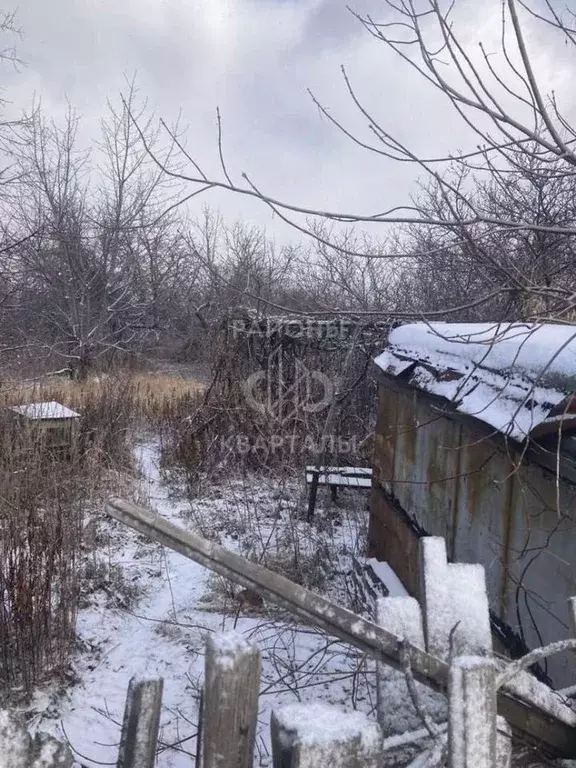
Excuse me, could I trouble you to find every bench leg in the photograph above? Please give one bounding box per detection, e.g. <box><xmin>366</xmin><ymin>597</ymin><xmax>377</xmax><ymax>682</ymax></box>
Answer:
<box><xmin>307</xmin><ymin>475</ymin><xmax>320</xmax><ymax>521</ymax></box>
<box><xmin>330</xmin><ymin>485</ymin><xmax>338</xmax><ymax>502</ymax></box>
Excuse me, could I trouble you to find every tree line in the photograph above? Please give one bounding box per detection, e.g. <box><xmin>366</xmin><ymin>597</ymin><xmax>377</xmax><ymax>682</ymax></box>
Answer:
<box><xmin>0</xmin><ymin>1</ymin><xmax>574</xmax><ymax>378</ymax></box>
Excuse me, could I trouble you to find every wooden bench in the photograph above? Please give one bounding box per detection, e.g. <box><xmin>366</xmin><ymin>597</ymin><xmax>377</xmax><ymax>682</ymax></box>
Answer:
<box><xmin>306</xmin><ymin>466</ymin><xmax>372</xmax><ymax>490</ymax></box>
<box><xmin>305</xmin><ymin>466</ymin><xmax>373</xmax><ymax>516</ymax></box>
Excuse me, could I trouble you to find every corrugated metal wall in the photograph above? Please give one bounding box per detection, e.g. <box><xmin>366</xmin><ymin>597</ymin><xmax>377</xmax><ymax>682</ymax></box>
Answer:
<box><xmin>370</xmin><ymin>382</ymin><xmax>576</xmax><ymax>684</ymax></box>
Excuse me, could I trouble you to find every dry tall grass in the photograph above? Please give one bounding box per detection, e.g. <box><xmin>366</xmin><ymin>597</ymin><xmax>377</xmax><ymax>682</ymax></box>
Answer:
<box><xmin>0</xmin><ymin>414</ymin><xmax>83</xmax><ymax>698</ymax></box>
<box><xmin>0</xmin><ymin>372</ymin><xmax>203</xmax><ymax>419</ymax></box>
<box><xmin>0</xmin><ymin>370</ymin><xmax>204</xmax><ymax>700</ymax></box>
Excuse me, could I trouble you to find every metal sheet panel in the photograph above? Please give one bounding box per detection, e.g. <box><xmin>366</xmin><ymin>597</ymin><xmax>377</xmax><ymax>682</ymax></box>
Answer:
<box><xmin>372</xmin><ymin>385</ymin><xmax>398</xmax><ymax>493</ymax></box>
<box><xmin>391</xmin><ymin>389</ymin><xmax>419</xmax><ymax>519</ymax></box>
<box><xmin>393</xmin><ymin>393</ymin><xmax>459</xmax><ymax>548</ymax></box>
<box><xmin>452</xmin><ymin>423</ymin><xmax>513</xmax><ymax>613</ymax></box>
<box><xmin>503</xmin><ymin>461</ymin><xmax>576</xmax><ymax>683</ymax></box>
<box><xmin>372</xmin><ymin>381</ymin><xmax>576</xmax><ymax>686</ymax></box>
<box><xmin>368</xmin><ymin>485</ymin><xmax>421</xmax><ymax>598</ymax></box>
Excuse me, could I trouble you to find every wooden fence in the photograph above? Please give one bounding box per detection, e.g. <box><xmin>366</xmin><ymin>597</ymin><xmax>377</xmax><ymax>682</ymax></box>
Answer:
<box><xmin>4</xmin><ymin>497</ymin><xmax>576</xmax><ymax>766</ymax></box>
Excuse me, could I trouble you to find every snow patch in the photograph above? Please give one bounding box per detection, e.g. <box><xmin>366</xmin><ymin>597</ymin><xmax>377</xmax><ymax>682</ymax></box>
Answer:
<box><xmin>273</xmin><ymin>703</ymin><xmax>380</xmax><ymax>750</ymax></box>
<box><xmin>366</xmin><ymin>559</ymin><xmax>408</xmax><ymax>598</ymax></box>
<box><xmin>10</xmin><ymin>401</ymin><xmax>80</xmax><ymax>420</ymax></box>
<box><xmin>421</xmin><ymin>537</ymin><xmax>492</xmax><ymax>660</ymax></box>
<box><xmin>209</xmin><ymin>630</ymin><xmax>255</xmax><ymax>669</ymax></box>
<box><xmin>30</xmin><ymin>440</ymin><xmax>373</xmax><ymax>768</ymax></box>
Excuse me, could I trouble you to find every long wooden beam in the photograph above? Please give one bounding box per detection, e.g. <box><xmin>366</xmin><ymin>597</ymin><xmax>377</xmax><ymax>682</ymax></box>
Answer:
<box><xmin>105</xmin><ymin>497</ymin><xmax>576</xmax><ymax>758</ymax></box>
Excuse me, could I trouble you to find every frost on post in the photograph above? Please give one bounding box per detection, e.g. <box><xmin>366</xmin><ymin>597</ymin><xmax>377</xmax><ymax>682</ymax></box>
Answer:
<box><xmin>420</xmin><ymin>537</ymin><xmax>492</xmax><ymax>660</ymax></box>
<box><xmin>376</xmin><ymin>596</ymin><xmax>446</xmax><ymax>736</ymax></box>
<box><xmin>376</xmin><ymin>596</ymin><xmax>446</xmax><ymax>764</ymax></box>
<box><xmin>270</xmin><ymin>702</ymin><xmax>381</xmax><ymax>768</ymax></box>
<box><xmin>448</xmin><ymin>656</ymin><xmax>497</xmax><ymax>768</ymax></box>
<box><xmin>0</xmin><ymin>709</ymin><xmax>73</xmax><ymax>767</ymax></box>
<box><xmin>203</xmin><ymin>630</ymin><xmax>261</xmax><ymax>768</ymax></box>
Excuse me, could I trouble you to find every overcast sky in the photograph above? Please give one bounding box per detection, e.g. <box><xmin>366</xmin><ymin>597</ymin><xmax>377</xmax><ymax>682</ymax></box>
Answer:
<box><xmin>1</xmin><ymin>0</ymin><xmax>573</xmax><ymax>245</ymax></box>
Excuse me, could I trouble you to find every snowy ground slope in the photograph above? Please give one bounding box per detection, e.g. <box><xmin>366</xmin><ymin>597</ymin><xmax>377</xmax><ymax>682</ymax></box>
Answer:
<box><xmin>30</xmin><ymin>442</ymin><xmax>375</xmax><ymax>767</ymax></box>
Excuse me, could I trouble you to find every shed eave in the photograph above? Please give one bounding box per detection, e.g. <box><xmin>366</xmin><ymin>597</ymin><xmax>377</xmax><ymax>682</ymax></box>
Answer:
<box><xmin>374</xmin><ymin>365</ymin><xmax>576</xmax><ymax>488</ymax></box>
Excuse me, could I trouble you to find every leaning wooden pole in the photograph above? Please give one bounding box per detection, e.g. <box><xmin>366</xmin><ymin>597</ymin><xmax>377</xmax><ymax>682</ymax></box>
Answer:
<box><xmin>105</xmin><ymin>497</ymin><xmax>576</xmax><ymax>758</ymax></box>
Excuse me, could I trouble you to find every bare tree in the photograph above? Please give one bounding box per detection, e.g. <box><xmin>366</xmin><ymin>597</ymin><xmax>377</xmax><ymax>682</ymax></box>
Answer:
<box><xmin>7</xmin><ymin>84</ymin><xmax>181</xmax><ymax>377</ymax></box>
<box><xmin>128</xmin><ymin>0</ymin><xmax>576</xmax><ymax>321</ymax></box>
<box><xmin>398</xmin><ymin>147</ymin><xmax>576</xmax><ymax>320</ymax></box>
<box><xmin>305</xmin><ymin>224</ymin><xmax>400</xmax><ymax>313</ymax></box>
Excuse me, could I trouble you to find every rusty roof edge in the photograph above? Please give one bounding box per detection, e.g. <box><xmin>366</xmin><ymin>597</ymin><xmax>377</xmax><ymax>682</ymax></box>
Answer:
<box><xmin>373</xmin><ymin>362</ymin><xmax>576</xmax><ymax>488</ymax></box>
<box><xmin>375</xmin><ymin>344</ymin><xmax>575</xmax><ymax>441</ymax></box>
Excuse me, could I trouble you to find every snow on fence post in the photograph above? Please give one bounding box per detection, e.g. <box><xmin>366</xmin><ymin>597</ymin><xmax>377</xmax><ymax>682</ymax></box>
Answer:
<box><xmin>203</xmin><ymin>630</ymin><xmax>261</xmax><ymax>768</ymax></box>
<box><xmin>105</xmin><ymin>498</ymin><xmax>576</xmax><ymax>758</ymax></box>
<box><xmin>0</xmin><ymin>709</ymin><xmax>74</xmax><ymax>767</ymax></box>
<box><xmin>419</xmin><ymin>537</ymin><xmax>492</xmax><ymax>659</ymax></box>
<box><xmin>496</xmin><ymin>716</ymin><xmax>512</xmax><ymax>768</ymax></box>
<box><xmin>270</xmin><ymin>703</ymin><xmax>382</xmax><ymax>768</ymax></box>
<box><xmin>448</xmin><ymin>657</ymin><xmax>497</xmax><ymax>768</ymax></box>
<box><xmin>569</xmin><ymin>596</ymin><xmax>576</xmax><ymax>637</ymax></box>
<box><xmin>116</xmin><ymin>676</ymin><xmax>163</xmax><ymax>768</ymax></box>
<box><xmin>375</xmin><ymin>596</ymin><xmax>446</xmax><ymax>740</ymax></box>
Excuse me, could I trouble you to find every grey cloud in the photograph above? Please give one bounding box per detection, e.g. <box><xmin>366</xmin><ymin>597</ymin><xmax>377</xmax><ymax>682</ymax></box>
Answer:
<box><xmin>0</xmin><ymin>0</ymin><xmax>571</xmax><ymax>243</ymax></box>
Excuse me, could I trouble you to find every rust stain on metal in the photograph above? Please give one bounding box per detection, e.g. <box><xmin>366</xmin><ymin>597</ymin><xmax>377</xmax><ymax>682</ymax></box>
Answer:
<box><xmin>499</xmin><ymin>473</ymin><xmax>516</xmax><ymax>619</ymax></box>
<box><xmin>371</xmin><ymin>372</ymin><xmax>576</xmax><ymax>684</ymax></box>
<box><xmin>398</xmin><ymin>390</ymin><xmax>418</xmax><ymax>470</ymax></box>
<box><xmin>368</xmin><ymin>485</ymin><xmax>421</xmax><ymax>598</ymax></box>
<box><xmin>435</xmin><ymin>368</ymin><xmax>464</xmax><ymax>382</ymax></box>
<box><xmin>449</xmin><ymin>423</ymin><xmax>463</xmax><ymax>560</ymax></box>
<box><xmin>392</xmin><ymin>391</ymin><xmax>422</xmax><ymax>523</ymax></box>
<box><xmin>373</xmin><ymin>386</ymin><xmax>398</xmax><ymax>487</ymax></box>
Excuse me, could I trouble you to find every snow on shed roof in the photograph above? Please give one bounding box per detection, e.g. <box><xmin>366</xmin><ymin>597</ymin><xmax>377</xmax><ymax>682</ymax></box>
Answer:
<box><xmin>10</xmin><ymin>401</ymin><xmax>80</xmax><ymax>420</ymax></box>
<box><xmin>374</xmin><ymin>323</ymin><xmax>576</xmax><ymax>442</ymax></box>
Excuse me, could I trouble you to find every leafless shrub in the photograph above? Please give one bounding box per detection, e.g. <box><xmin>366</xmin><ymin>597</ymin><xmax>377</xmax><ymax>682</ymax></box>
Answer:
<box><xmin>0</xmin><ymin>370</ymin><xmax>181</xmax><ymax>699</ymax></box>
<box><xmin>158</xmin><ymin>313</ymin><xmax>379</xmax><ymax>490</ymax></box>
<box><xmin>0</xmin><ymin>412</ymin><xmax>83</xmax><ymax>699</ymax></box>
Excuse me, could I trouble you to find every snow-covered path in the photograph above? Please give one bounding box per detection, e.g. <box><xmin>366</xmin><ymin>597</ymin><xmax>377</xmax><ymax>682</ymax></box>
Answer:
<box><xmin>32</xmin><ymin>443</ymin><xmax>221</xmax><ymax>766</ymax></box>
<box><xmin>31</xmin><ymin>442</ymin><xmax>374</xmax><ymax>767</ymax></box>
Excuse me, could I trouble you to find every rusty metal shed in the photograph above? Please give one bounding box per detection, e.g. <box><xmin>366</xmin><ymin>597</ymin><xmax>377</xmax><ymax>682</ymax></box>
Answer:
<box><xmin>370</xmin><ymin>322</ymin><xmax>576</xmax><ymax>685</ymax></box>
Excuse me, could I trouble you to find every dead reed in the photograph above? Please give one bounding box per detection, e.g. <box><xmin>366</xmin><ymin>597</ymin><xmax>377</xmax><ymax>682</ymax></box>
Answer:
<box><xmin>0</xmin><ymin>371</ymin><xmax>202</xmax><ymax>699</ymax></box>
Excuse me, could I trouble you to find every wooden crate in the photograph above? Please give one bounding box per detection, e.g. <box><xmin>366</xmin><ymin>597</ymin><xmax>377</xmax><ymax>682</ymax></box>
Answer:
<box><xmin>9</xmin><ymin>401</ymin><xmax>80</xmax><ymax>450</ymax></box>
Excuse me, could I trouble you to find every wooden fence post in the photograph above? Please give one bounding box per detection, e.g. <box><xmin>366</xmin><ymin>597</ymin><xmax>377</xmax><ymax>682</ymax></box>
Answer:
<box><xmin>270</xmin><ymin>703</ymin><xmax>381</xmax><ymax>768</ymax></box>
<box><xmin>105</xmin><ymin>498</ymin><xmax>576</xmax><ymax>758</ymax></box>
<box><xmin>448</xmin><ymin>656</ymin><xmax>497</xmax><ymax>768</ymax></box>
<box><xmin>569</xmin><ymin>596</ymin><xmax>576</xmax><ymax>637</ymax></box>
<box><xmin>496</xmin><ymin>716</ymin><xmax>512</xmax><ymax>768</ymax></box>
<box><xmin>116</xmin><ymin>677</ymin><xmax>163</xmax><ymax>768</ymax></box>
<box><xmin>203</xmin><ymin>631</ymin><xmax>261</xmax><ymax>768</ymax></box>
<box><xmin>0</xmin><ymin>708</ymin><xmax>74</xmax><ymax>767</ymax></box>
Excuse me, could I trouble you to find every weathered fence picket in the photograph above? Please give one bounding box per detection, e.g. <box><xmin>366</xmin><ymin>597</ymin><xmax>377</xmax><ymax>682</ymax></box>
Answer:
<box><xmin>270</xmin><ymin>703</ymin><xmax>381</xmax><ymax>768</ymax></box>
<box><xmin>116</xmin><ymin>677</ymin><xmax>163</xmax><ymax>768</ymax></box>
<box><xmin>448</xmin><ymin>657</ymin><xmax>497</xmax><ymax>768</ymax></box>
<box><xmin>105</xmin><ymin>497</ymin><xmax>576</xmax><ymax>758</ymax></box>
<box><xmin>4</xmin><ymin>496</ymin><xmax>576</xmax><ymax>766</ymax></box>
<box><xmin>203</xmin><ymin>631</ymin><xmax>261</xmax><ymax>768</ymax></box>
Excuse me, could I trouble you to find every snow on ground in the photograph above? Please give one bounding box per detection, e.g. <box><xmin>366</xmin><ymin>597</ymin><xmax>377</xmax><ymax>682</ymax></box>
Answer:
<box><xmin>29</xmin><ymin>441</ymin><xmax>375</xmax><ymax>767</ymax></box>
